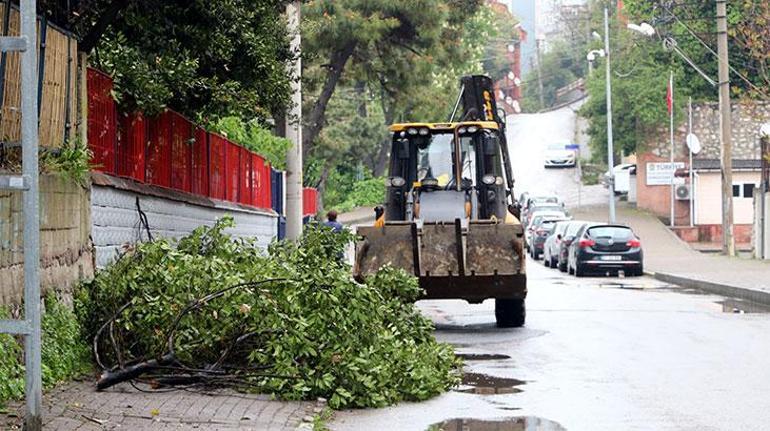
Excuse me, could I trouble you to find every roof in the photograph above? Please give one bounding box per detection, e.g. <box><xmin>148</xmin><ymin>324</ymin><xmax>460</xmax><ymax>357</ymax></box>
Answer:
<box><xmin>389</xmin><ymin>121</ymin><xmax>499</xmax><ymax>132</ymax></box>
<box><xmin>692</xmin><ymin>159</ymin><xmax>762</xmax><ymax>171</ymax></box>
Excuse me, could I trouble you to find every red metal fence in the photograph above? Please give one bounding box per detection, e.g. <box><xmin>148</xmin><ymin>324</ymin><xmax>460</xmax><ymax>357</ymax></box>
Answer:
<box><xmin>303</xmin><ymin>188</ymin><xmax>318</xmax><ymax>216</ymax></box>
<box><xmin>85</xmin><ymin>67</ymin><xmax>319</xmax><ymax>213</ymax></box>
<box><xmin>87</xmin><ymin>68</ymin><xmax>117</xmax><ymax>174</ymax></box>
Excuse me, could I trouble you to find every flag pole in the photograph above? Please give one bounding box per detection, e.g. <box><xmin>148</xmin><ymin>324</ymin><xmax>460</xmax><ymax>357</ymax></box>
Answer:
<box><xmin>669</xmin><ymin>70</ymin><xmax>675</xmax><ymax>228</ymax></box>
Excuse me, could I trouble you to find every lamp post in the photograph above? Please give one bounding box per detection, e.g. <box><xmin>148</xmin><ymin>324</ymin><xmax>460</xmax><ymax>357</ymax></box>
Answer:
<box><xmin>590</xmin><ymin>12</ymin><xmax>655</xmax><ymax>224</ymax></box>
<box><xmin>760</xmin><ymin>123</ymin><xmax>770</xmax><ymax>259</ymax></box>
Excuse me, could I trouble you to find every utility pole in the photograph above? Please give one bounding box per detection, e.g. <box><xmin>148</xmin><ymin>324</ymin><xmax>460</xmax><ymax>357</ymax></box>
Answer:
<box><xmin>604</xmin><ymin>6</ymin><xmax>616</xmax><ymax>223</ymax></box>
<box><xmin>285</xmin><ymin>1</ymin><xmax>303</xmax><ymax>241</ymax></box>
<box><xmin>716</xmin><ymin>0</ymin><xmax>735</xmax><ymax>256</ymax></box>
<box><xmin>669</xmin><ymin>71</ymin><xmax>675</xmax><ymax>228</ymax></box>
<box><xmin>535</xmin><ymin>36</ymin><xmax>545</xmax><ymax>109</ymax></box>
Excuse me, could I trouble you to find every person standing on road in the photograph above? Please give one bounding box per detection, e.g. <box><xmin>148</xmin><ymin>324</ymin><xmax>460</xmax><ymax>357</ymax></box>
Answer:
<box><xmin>324</xmin><ymin>210</ymin><xmax>344</xmax><ymax>233</ymax></box>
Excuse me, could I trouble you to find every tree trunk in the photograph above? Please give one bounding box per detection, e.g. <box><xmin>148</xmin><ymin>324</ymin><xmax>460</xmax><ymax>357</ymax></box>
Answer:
<box><xmin>303</xmin><ymin>41</ymin><xmax>357</xmax><ymax>158</ymax></box>
<box><xmin>315</xmin><ymin>165</ymin><xmax>331</xmax><ymax>214</ymax></box>
<box><xmin>373</xmin><ymin>91</ymin><xmax>395</xmax><ymax>177</ymax></box>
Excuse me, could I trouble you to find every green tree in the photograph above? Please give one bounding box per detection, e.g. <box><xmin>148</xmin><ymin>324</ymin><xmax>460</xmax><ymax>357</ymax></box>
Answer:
<box><xmin>56</xmin><ymin>0</ymin><xmax>294</xmax><ymax>122</ymax></box>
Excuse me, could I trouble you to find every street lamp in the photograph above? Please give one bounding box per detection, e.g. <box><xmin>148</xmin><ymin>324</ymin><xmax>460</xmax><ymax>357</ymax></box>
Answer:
<box><xmin>591</xmin><ymin>14</ymin><xmax>659</xmax><ymax>224</ymax></box>
<box><xmin>586</xmin><ymin>49</ymin><xmax>605</xmax><ymax>74</ymax></box>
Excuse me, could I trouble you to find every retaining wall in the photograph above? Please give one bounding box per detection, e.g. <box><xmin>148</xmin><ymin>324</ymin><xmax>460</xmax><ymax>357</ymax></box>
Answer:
<box><xmin>91</xmin><ymin>174</ymin><xmax>277</xmax><ymax>268</ymax></box>
<box><xmin>0</xmin><ymin>175</ymin><xmax>93</xmax><ymax>305</ymax></box>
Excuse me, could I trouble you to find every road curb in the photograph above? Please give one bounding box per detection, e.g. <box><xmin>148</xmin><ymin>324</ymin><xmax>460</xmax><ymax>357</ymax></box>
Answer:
<box><xmin>647</xmin><ymin>270</ymin><xmax>770</xmax><ymax>306</ymax></box>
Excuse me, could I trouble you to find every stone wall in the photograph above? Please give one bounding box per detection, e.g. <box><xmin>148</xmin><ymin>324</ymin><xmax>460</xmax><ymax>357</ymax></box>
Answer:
<box><xmin>0</xmin><ymin>175</ymin><xmax>94</xmax><ymax>305</ymax></box>
<box><xmin>92</xmin><ymin>175</ymin><xmax>277</xmax><ymax>268</ymax></box>
<box><xmin>645</xmin><ymin>101</ymin><xmax>770</xmax><ymax>160</ymax></box>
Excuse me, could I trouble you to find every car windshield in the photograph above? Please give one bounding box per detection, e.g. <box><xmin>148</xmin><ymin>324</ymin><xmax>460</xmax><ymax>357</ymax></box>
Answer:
<box><xmin>587</xmin><ymin>226</ymin><xmax>634</xmax><ymax>240</ymax></box>
<box><xmin>531</xmin><ymin>204</ymin><xmax>563</xmax><ymax>213</ymax></box>
<box><xmin>547</xmin><ymin>143</ymin><xmax>565</xmax><ymax>151</ymax></box>
<box><xmin>531</xmin><ymin>196</ymin><xmax>559</xmax><ymax>205</ymax></box>
<box><xmin>416</xmin><ymin>133</ymin><xmax>455</xmax><ymax>187</ymax></box>
<box><xmin>565</xmin><ymin>222</ymin><xmax>586</xmax><ymax>236</ymax></box>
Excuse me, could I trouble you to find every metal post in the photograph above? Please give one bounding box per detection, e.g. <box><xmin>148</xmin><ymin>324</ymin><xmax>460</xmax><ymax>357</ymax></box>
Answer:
<box><xmin>284</xmin><ymin>1</ymin><xmax>303</xmax><ymax>240</ymax></box>
<box><xmin>716</xmin><ymin>0</ymin><xmax>735</xmax><ymax>256</ymax></box>
<box><xmin>21</xmin><ymin>0</ymin><xmax>41</xmax><ymax>428</ymax></box>
<box><xmin>688</xmin><ymin>97</ymin><xmax>694</xmax><ymax>227</ymax></box>
<box><xmin>535</xmin><ymin>36</ymin><xmax>545</xmax><ymax>109</ymax></box>
<box><xmin>669</xmin><ymin>71</ymin><xmax>675</xmax><ymax>228</ymax></box>
<box><xmin>604</xmin><ymin>7</ymin><xmax>616</xmax><ymax>223</ymax></box>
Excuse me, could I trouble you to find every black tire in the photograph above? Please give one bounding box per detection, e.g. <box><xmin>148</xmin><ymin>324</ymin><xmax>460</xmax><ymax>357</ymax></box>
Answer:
<box><xmin>550</xmin><ymin>256</ymin><xmax>558</xmax><ymax>268</ymax></box>
<box><xmin>575</xmin><ymin>263</ymin><xmax>585</xmax><ymax>277</ymax></box>
<box><xmin>532</xmin><ymin>251</ymin><xmax>540</xmax><ymax>261</ymax></box>
<box><xmin>568</xmin><ymin>264</ymin><xmax>574</xmax><ymax>275</ymax></box>
<box><xmin>634</xmin><ymin>265</ymin><xmax>644</xmax><ymax>276</ymax></box>
<box><xmin>543</xmin><ymin>255</ymin><xmax>551</xmax><ymax>267</ymax></box>
<box><xmin>558</xmin><ymin>260</ymin><xmax>567</xmax><ymax>272</ymax></box>
<box><xmin>495</xmin><ymin>298</ymin><xmax>526</xmax><ymax>328</ymax></box>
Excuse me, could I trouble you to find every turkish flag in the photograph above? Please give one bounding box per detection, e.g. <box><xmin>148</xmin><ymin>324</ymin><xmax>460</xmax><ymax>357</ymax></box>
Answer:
<box><xmin>666</xmin><ymin>75</ymin><xmax>673</xmax><ymax>114</ymax></box>
<box><xmin>618</xmin><ymin>0</ymin><xmax>628</xmax><ymax>24</ymax></box>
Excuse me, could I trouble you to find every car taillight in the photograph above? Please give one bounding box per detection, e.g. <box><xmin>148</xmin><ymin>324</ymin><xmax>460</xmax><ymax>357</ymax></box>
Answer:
<box><xmin>627</xmin><ymin>238</ymin><xmax>641</xmax><ymax>248</ymax></box>
<box><xmin>578</xmin><ymin>238</ymin><xmax>595</xmax><ymax>248</ymax></box>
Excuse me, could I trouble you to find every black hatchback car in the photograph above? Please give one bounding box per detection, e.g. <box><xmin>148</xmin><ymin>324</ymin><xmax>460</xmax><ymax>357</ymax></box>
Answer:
<box><xmin>567</xmin><ymin>224</ymin><xmax>643</xmax><ymax>277</ymax></box>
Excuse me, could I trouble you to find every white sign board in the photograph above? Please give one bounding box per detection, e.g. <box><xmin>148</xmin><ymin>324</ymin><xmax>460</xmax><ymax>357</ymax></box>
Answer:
<box><xmin>646</xmin><ymin>162</ymin><xmax>685</xmax><ymax>186</ymax></box>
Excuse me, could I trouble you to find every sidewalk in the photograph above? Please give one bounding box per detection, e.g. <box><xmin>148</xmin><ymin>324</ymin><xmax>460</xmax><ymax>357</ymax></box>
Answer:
<box><xmin>572</xmin><ymin>203</ymin><xmax>770</xmax><ymax>305</ymax></box>
<box><xmin>2</xmin><ymin>380</ymin><xmax>321</xmax><ymax>430</ymax></box>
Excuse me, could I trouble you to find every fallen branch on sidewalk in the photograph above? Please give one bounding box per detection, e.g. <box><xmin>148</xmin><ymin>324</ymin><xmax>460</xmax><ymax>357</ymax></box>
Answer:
<box><xmin>77</xmin><ymin>217</ymin><xmax>461</xmax><ymax>408</ymax></box>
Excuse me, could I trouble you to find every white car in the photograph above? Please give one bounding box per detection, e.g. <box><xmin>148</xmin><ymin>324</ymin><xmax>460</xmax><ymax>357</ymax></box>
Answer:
<box><xmin>544</xmin><ymin>143</ymin><xmax>576</xmax><ymax>168</ymax></box>
<box><xmin>603</xmin><ymin>163</ymin><xmax>636</xmax><ymax>194</ymax></box>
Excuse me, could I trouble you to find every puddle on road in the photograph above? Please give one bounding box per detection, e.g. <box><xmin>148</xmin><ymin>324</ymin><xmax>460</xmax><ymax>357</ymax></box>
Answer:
<box><xmin>427</xmin><ymin>416</ymin><xmax>566</xmax><ymax>431</ymax></box>
<box><xmin>456</xmin><ymin>353</ymin><xmax>512</xmax><ymax>361</ymax></box>
<box><xmin>454</xmin><ymin>373</ymin><xmax>525</xmax><ymax>395</ymax></box>
<box><xmin>718</xmin><ymin>299</ymin><xmax>770</xmax><ymax>314</ymax></box>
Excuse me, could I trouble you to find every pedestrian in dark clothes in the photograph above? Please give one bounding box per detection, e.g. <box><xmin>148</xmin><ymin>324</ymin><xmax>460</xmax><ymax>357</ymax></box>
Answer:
<box><xmin>324</xmin><ymin>210</ymin><xmax>344</xmax><ymax>233</ymax></box>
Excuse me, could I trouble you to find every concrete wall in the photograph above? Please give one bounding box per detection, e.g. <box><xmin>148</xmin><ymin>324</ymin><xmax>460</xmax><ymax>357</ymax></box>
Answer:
<box><xmin>92</xmin><ymin>177</ymin><xmax>277</xmax><ymax>268</ymax></box>
<box><xmin>645</xmin><ymin>101</ymin><xmax>770</xmax><ymax>160</ymax></box>
<box><xmin>0</xmin><ymin>175</ymin><xmax>93</xmax><ymax>305</ymax></box>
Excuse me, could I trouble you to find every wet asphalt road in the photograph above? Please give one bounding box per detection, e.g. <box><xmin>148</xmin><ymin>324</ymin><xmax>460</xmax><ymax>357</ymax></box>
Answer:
<box><xmin>331</xmin><ymin>261</ymin><xmax>770</xmax><ymax>431</ymax></box>
<box><xmin>330</xmin><ymin>106</ymin><xmax>770</xmax><ymax>430</ymax></box>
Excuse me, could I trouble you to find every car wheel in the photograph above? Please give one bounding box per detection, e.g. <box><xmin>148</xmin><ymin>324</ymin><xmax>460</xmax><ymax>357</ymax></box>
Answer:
<box><xmin>533</xmin><ymin>251</ymin><xmax>539</xmax><ymax>261</ymax></box>
<box><xmin>543</xmin><ymin>255</ymin><xmax>550</xmax><ymax>267</ymax></box>
<box><xmin>559</xmin><ymin>261</ymin><xmax>567</xmax><ymax>272</ymax></box>
<box><xmin>495</xmin><ymin>298</ymin><xmax>526</xmax><ymax>328</ymax></box>
<box><xmin>550</xmin><ymin>256</ymin><xmax>558</xmax><ymax>268</ymax></box>
<box><xmin>568</xmin><ymin>264</ymin><xmax>574</xmax><ymax>275</ymax></box>
<box><xmin>634</xmin><ymin>265</ymin><xmax>644</xmax><ymax>276</ymax></box>
<box><xmin>575</xmin><ymin>263</ymin><xmax>585</xmax><ymax>277</ymax></box>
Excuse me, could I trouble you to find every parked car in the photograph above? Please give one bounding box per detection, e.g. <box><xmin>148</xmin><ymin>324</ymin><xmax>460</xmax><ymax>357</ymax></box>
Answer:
<box><xmin>529</xmin><ymin>218</ymin><xmax>566</xmax><ymax>260</ymax></box>
<box><xmin>523</xmin><ymin>202</ymin><xmax>567</xmax><ymax>227</ymax></box>
<box><xmin>602</xmin><ymin>164</ymin><xmax>636</xmax><ymax>194</ymax></box>
<box><xmin>567</xmin><ymin>224</ymin><xmax>643</xmax><ymax>277</ymax></box>
<box><xmin>543</xmin><ymin>220</ymin><xmax>571</xmax><ymax>268</ymax></box>
<box><xmin>525</xmin><ymin>210</ymin><xmax>569</xmax><ymax>249</ymax></box>
<box><xmin>556</xmin><ymin>220</ymin><xmax>590</xmax><ymax>272</ymax></box>
<box><xmin>544</xmin><ymin>143</ymin><xmax>576</xmax><ymax>168</ymax></box>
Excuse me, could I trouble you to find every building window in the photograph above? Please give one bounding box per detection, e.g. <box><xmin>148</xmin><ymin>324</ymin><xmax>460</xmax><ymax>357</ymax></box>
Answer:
<box><xmin>733</xmin><ymin>185</ymin><xmax>741</xmax><ymax>197</ymax></box>
<box><xmin>744</xmin><ymin>184</ymin><xmax>755</xmax><ymax>198</ymax></box>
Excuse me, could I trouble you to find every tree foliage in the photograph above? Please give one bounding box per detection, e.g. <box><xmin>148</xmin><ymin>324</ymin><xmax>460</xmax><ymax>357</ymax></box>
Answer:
<box><xmin>579</xmin><ymin>0</ymin><xmax>769</xmax><ymax>163</ymax></box>
<box><xmin>211</xmin><ymin>117</ymin><xmax>292</xmax><ymax>170</ymax></box>
<box><xmin>77</xmin><ymin>217</ymin><xmax>460</xmax><ymax>409</ymax></box>
<box><xmin>72</xmin><ymin>0</ymin><xmax>293</xmax><ymax>121</ymax></box>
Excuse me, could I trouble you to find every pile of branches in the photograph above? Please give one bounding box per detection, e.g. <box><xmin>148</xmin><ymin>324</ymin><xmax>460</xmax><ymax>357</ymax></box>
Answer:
<box><xmin>76</xmin><ymin>217</ymin><xmax>460</xmax><ymax>409</ymax></box>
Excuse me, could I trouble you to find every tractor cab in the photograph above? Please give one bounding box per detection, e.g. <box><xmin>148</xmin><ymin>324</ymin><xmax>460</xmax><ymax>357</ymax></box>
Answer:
<box><xmin>385</xmin><ymin>122</ymin><xmax>510</xmax><ymax>223</ymax></box>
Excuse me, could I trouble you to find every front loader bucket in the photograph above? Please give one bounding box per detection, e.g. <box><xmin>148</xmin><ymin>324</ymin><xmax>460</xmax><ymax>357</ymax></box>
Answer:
<box><xmin>354</xmin><ymin>220</ymin><xmax>526</xmax><ymax>303</ymax></box>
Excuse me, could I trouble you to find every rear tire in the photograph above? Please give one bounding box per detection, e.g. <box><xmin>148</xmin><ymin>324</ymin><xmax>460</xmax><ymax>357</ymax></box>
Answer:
<box><xmin>575</xmin><ymin>263</ymin><xmax>585</xmax><ymax>277</ymax></box>
<box><xmin>543</xmin><ymin>255</ymin><xmax>551</xmax><ymax>267</ymax></box>
<box><xmin>532</xmin><ymin>251</ymin><xmax>540</xmax><ymax>261</ymax></box>
<box><xmin>568</xmin><ymin>264</ymin><xmax>574</xmax><ymax>275</ymax></box>
<box><xmin>559</xmin><ymin>261</ymin><xmax>567</xmax><ymax>272</ymax></box>
<box><xmin>550</xmin><ymin>256</ymin><xmax>558</xmax><ymax>268</ymax></box>
<box><xmin>495</xmin><ymin>298</ymin><xmax>526</xmax><ymax>328</ymax></box>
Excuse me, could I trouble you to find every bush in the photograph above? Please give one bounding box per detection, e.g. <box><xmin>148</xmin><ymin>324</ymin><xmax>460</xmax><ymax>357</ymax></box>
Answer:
<box><xmin>331</xmin><ymin>176</ymin><xmax>385</xmax><ymax>213</ymax></box>
<box><xmin>77</xmin><ymin>217</ymin><xmax>460</xmax><ymax>409</ymax></box>
<box><xmin>0</xmin><ymin>296</ymin><xmax>91</xmax><ymax>408</ymax></box>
